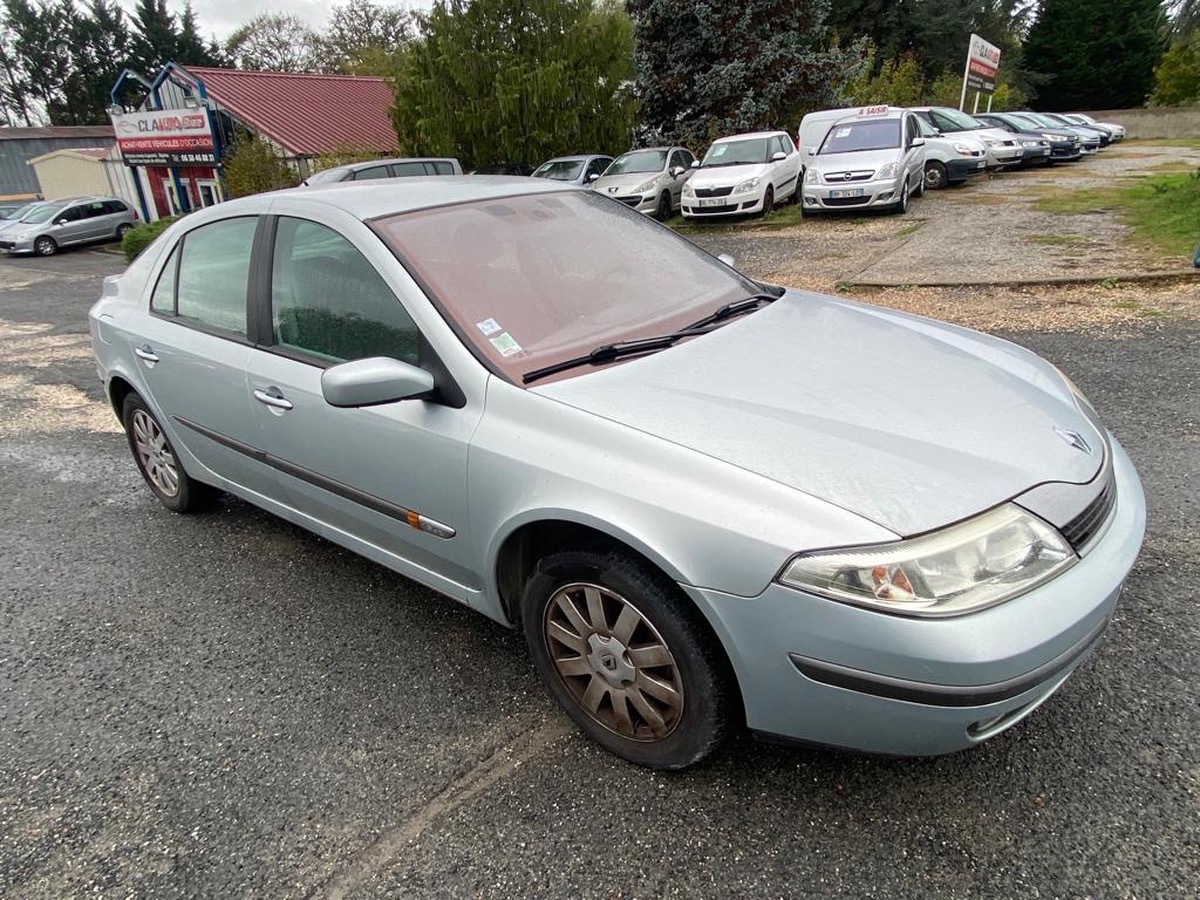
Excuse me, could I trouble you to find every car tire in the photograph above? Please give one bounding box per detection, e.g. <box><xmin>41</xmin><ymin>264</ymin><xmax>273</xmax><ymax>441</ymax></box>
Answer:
<box><xmin>914</xmin><ymin>173</ymin><xmax>925</xmax><ymax>197</ymax></box>
<box><xmin>116</xmin><ymin>223</ymin><xmax>133</xmax><ymax>240</ymax></box>
<box><xmin>923</xmin><ymin>161</ymin><xmax>948</xmax><ymax>190</ymax></box>
<box><xmin>761</xmin><ymin>186</ymin><xmax>774</xmax><ymax>217</ymax></box>
<box><xmin>894</xmin><ymin>179</ymin><xmax>909</xmax><ymax>215</ymax></box>
<box><xmin>521</xmin><ymin>549</ymin><xmax>735</xmax><ymax>770</ymax></box>
<box><xmin>655</xmin><ymin>191</ymin><xmax>672</xmax><ymax>221</ymax></box>
<box><xmin>33</xmin><ymin>236</ymin><xmax>57</xmax><ymax>256</ymax></box>
<box><xmin>122</xmin><ymin>393</ymin><xmax>217</xmax><ymax>513</ymax></box>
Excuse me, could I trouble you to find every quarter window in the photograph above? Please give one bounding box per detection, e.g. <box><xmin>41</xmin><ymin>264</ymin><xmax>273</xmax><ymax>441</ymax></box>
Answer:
<box><xmin>270</xmin><ymin>218</ymin><xmax>419</xmax><ymax>365</ymax></box>
<box><xmin>151</xmin><ymin>246</ymin><xmax>179</xmax><ymax>314</ymax></box>
<box><xmin>175</xmin><ymin>217</ymin><xmax>256</xmax><ymax>335</ymax></box>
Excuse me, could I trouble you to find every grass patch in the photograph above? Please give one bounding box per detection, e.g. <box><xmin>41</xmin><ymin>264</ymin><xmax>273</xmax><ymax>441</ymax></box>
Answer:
<box><xmin>1123</xmin><ymin>137</ymin><xmax>1200</xmax><ymax>150</ymax></box>
<box><xmin>894</xmin><ymin>222</ymin><xmax>923</xmax><ymax>238</ymax></box>
<box><xmin>1031</xmin><ymin>168</ymin><xmax>1200</xmax><ymax>258</ymax></box>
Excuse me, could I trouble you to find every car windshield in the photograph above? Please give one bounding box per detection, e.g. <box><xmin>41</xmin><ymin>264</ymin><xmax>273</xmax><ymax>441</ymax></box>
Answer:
<box><xmin>306</xmin><ymin>167</ymin><xmax>348</xmax><ymax>184</ymax></box>
<box><xmin>21</xmin><ymin>203</ymin><xmax>67</xmax><ymax>224</ymax></box>
<box><xmin>3</xmin><ymin>202</ymin><xmax>39</xmax><ymax>220</ymax></box>
<box><xmin>372</xmin><ymin>190</ymin><xmax>758</xmax><ymax>384</ymax></box>
<box><xmin>701</xmin><ymin>137</ymin><xmax>772</xmax><ymax>167</ymax></box>
<box><xmin>605</xmin><ymin>150</ymin><xmax>667</xmax><ymax>175</ymax></box>
<box><xmin>533</xmin><ymin>160</ymin><xmax>584</xmax><ymax>181</ymax></box>
<box><xmin>819</xmin><ymin>120</ymin><xmax>900</xmax><ymax>154</ymax></box>
<box><xmin>934</xmin><ymin>108</ymin><xmax>987</xmax><ymax>130</ymax></box>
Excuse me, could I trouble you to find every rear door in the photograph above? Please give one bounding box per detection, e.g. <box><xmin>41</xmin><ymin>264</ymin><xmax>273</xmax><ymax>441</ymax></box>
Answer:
<box><xmin>128</xmin><ymin>215</ymin><xmax>275</xmax><ymax>495</ymax></box>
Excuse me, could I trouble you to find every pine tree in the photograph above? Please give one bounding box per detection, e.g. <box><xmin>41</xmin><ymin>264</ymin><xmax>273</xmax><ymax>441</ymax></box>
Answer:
<box><xmin>1024</xmin><ymin>0</ymin><xmax>1169</xmax><ymax>109</ymax></box>
<box><xmin>393</xmin><ymin>0</ymin><xmax>638</xmax><ymax>168</ymax></box>
<box><xmin>130</xmin><ymin>0</ymin><xmax>179</xmax><ymax>73</ymax></box>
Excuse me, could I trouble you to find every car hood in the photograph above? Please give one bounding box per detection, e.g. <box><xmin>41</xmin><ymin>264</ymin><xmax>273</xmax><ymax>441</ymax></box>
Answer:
<box><xmin>535</xmin><ymin>292</ymin><xmax>1104</xmax><ymax>536</ymax></box>
<box><xmin>974</xmin><ymin>126</ymin><xmax>1018</xmax><ymax>144</ymax></box>
<box><xmin>688</xmin><ymin>163</ymin><xmax>770</xmax><ymax>189</ymax></box>
<box><xmin>809</xmin><ymin>148</ymin><xmax>901</xmax><ymax>174</ymax></box>
<box><xmin>591</xmin><ymin>172</ymin><xmax>663</xmax><ymax>193</ymax></box>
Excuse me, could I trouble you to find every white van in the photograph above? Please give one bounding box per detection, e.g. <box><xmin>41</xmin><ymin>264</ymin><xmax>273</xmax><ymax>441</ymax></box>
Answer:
<box><xmin>797</xmin><ymin>106</ymin><xmax>881</xmax><ymax>159</ymax></box>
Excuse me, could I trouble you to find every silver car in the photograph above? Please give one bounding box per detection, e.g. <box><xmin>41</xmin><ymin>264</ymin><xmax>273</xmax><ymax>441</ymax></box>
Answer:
<box><xmin>0</xmin><ymin>195</ymin><xmax>137</xmax><ymax>256</ymax></box>
<box><xmin>532</xmin><ymin>155</ymin><xmax>614</xmax><ymax>186</ymax></box>
<box><xmin>303</xmin><ymin>157</ymin><xmax>462</xmax><ymax>185</ymax></box>
<box><xmin>91</xmin><ymin>179</ymin><xmax>1145</xmax><ymax>769</ymax></box>
<box><xmin>589</xmin><ymin>146</ymin><xmax>695</xmax><ymax>219</ymax></box>
<box><xmin>801</xmin><ymin>108</ymin><xmax>926</xmax><ymax>214</ymax></box>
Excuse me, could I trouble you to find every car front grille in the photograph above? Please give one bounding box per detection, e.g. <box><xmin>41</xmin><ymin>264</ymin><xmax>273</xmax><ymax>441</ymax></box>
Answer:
<box><xmin>1060</xmin><ymin>469</ymin><xmax>1117</xmax><ymax>551</ymax></box>
<box><xmin>687</xmin><ymin>203</ymin><xmax>740</xmax><ymax>214</ymax></box>
<box><xmin>823</xmin><ymin>196</ymin><xmax>872</xmax><ymax>207</ymax></box>
<box><xmin>0</xmin><ymin>241</ymin><xmax>13</xmax><ymax>250</ymax></box>
<box><xmin>693</xmin><ymin>186</ymin><xmax>734</xmax><ymax>198</ymax></box>
<box><xmin>823</xmin><ymin>171</ymin><xmax>874</xmax><ymax>183</ymax></box>
<box><xmin>617</xmin><ymin>197</ymin><xmax>641</xmax><ymax>207</ymax></box>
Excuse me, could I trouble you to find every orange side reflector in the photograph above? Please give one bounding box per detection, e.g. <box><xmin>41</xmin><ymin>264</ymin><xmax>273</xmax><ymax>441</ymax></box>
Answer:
<box><xmin>406</xmin><ymin>510</ymin><xmax>421</xmax><ymax>529</ymax></box>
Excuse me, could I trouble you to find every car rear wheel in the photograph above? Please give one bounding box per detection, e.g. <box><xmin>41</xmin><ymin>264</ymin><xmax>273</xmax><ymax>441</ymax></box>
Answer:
<box><xmin>116</xmin><ymin>223</ymin><xmax>133</xmax><ymax>240</ymax></box>
<box><xmin>33</xmin><ymin>236</ymin><xmax>57</xmax><ymax>256</ymax></box>
<box><xmin>761</xmin><ymin>186</ymin><xmax>774</xmax><ymax>217</ymax></box>
<box><xmin>655</xmin><ymin>191</ymin><xmax>672</xmax><ymax>221</ymax></box>
<box><xmin>521</xmin><ymin>549</ymin><xmax>735</xmax><ymax>769</ymax></box>
<box><xmin>923</xmin><ymin>160</ymin><xmax>948</xmax><ymax>190</ymax></box>
<box><xmin>122</xmin><ymin>393</ymin><xmax>217</xmax><ymax>513</ymax></box>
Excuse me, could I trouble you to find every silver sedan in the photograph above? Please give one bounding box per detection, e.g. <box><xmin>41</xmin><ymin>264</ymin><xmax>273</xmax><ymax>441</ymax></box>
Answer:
<box><xmin>91</xmin><ymin>178</ymin><xmax>1145</xmax><ymax>769</ymax></box>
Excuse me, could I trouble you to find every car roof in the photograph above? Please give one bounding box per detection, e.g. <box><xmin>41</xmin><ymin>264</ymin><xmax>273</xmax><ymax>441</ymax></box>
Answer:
<box><xmin>540</xmin><ymin>155</ymin><xmax>607</xmax><ymax>163</ymax></box>
<box><xmin>712</xmin><ymin>131</ymin><xmax>787</xmax><ymax>143</ymax></box>
<box><xmin>198</xmin><ymin>176</ymin><xmax>581</xmax><ymax>223</ymax></box>
<box><xmin>833</xmin><ymin>108</ymin><xmax>906</xmax><ymax>126</ymax></box>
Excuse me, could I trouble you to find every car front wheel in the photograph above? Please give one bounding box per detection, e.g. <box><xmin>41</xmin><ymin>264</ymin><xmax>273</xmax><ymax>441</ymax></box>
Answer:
<box><xmin>923</xmin><ymin>160</ymin><xmax>948</xmax><ymax>190</ymax></box>
<box><xmin>521</xmin><ymin>549</ymin><xmax>735</xmax><ymax>769</ymax></box>
<box><xmin>761</xmin><ymin>186</ymin><xmax>774</xmax><ymax>216</ymax></box>
<box><xmin>33</xmin><ymin>236</ymin><xmax>57</xmax><ymax>256</ymax></box>
<box><xmin>122</xmin><ymin>393</ymin><xmax>217</xmax><ymax>513</ymax></box>
<box><xmin>655</xmin><ymin>191</ymin><xmax>672</xmax><ymax>221</ymax></box>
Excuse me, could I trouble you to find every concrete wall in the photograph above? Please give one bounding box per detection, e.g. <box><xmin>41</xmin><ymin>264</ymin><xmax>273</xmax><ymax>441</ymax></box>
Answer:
<box><xmin>1084</xmin><ymin>106</ymin><xmax>1200</xmax><ymax>139</ymax></box>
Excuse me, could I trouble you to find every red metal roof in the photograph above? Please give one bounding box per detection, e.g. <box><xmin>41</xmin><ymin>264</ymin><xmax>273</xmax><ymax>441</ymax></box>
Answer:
<box><xmin>180</xmin><ymin>66</ymin><xmax>398</xmax><ymax>156</ymax></box>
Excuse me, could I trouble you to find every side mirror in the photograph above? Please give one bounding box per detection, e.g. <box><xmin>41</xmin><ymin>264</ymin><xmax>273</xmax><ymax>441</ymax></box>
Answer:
<box><xmin>771</xmin><ymin>151</ymin><xmax>787</xmax><ymax>162</ymax></box>
<box><xmin>690</xmin><ymin>160</ymin><xmax>700</xmax><ymax>169</ymax></box>
<box><xmin>911</xmin><ymin>137</ymin><xmax>926</xmax><ymax>148</ymax></box>
<box><xmin>587</xmin><ymin>172</ymin><xmax>600</xmax><ymax>182</ymax></box>
<box><xmin>55</xmin><ymin>218</ymin><xmax>68</xmax><ymax>226</ymax></box>
<box><xmin>670</xmin><ymin>166</ymin><xmax>686</xmax><ymax>178</ymax></box>
<box><xmin>806</xmin><ymin>147</ymin><xmax>816</xmax><ymax>156</ymax></box>
<box><xmin>321</xmin><ymin>357</ymin><xmax>435</xmax><ymax>408</ymax></box>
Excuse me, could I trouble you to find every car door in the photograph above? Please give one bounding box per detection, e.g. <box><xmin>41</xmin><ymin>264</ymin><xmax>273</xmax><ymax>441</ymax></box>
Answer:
<box><xmin>667</xmin><ymin>149</ymin><xmax>691</xmax><ymax>207</ymax></box>
<box><xmin>51</xmin><ymin>203</ymin><xmax>91</xmax><ymax>246</ymax></box>
<box><xmin>245</xmin><ymin>215</ymin><xmax>482</xmax><ymax>588</ymax></box>
<box><xmin>129</xmin><ymin>215</ymin><xmax>276</xmax><ymax>495</ymax></box>
<box><xmin>774</xmin><ymin>135</ymin><xmax>801</xmax><ymax>199</ymax></box>
<box><xmin>903</xmin><ymin>115</ymin><xmax>924</xmax><ymax>189</ymax></box>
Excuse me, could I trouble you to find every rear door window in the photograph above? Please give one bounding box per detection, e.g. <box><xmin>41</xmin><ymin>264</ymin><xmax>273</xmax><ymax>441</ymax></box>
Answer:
<box><xmin>353</xmin><ymin>166</ymin><xmax>391</xmax><ymax>180</ymax></box>
<box><xmin>175</xmin><ymin>217</ymin><xmax>257</xmax><ymax>335</ymax></box>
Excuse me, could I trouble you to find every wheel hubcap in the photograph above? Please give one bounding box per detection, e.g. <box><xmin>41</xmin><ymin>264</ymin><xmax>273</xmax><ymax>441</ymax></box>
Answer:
<box><xmin>544</xmin><ymin>582</ymin><xmax>683</xmax><ymax>741</ymax></box>
<box><xmin>131</xmin><ymin>409</ymin><xmax>179</xmax><ymax>497</ymax></box>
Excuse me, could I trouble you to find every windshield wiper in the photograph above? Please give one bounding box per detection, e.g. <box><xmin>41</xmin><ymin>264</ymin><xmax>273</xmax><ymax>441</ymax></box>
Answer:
<box><xmin>522</xmin><ymin>327</ymin><xmax>714</xmax><ymax>385</ymax></box>
<box><xmin>684</xmin><ymin>293</ymin><xmax>778</xmax><ymax>330</ymax></box>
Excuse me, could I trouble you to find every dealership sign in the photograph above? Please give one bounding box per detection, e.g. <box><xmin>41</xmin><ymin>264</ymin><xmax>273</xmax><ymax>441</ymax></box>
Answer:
<box><xmin>110</xmin><ymin>109</ymin><xmax>217</xmax><ymax>167</ymax></box>
<box><xmin>965</xmin><ymin>33</ymin><xmax>1001</xmax><ymax>94</ymax></box>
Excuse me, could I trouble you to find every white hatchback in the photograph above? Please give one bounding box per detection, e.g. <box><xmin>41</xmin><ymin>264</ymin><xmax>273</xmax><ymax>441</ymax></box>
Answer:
<box><xmin>681</xmin><ymin>131</ymin><xmax>801</xmax><ymax>218</ymax></box>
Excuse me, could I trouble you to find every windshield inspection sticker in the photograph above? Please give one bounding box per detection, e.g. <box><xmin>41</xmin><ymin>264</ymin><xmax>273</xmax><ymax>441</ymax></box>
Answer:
<box><xmin>836</xmin><ymin>127</ymin><xmax>852</xmax><ymax>138</ymax></box>
<box><xmin>489</xmin><ymin>332</ymin><xmax>523</xmax><ymax>357</ymax></box>
<box><xmin>476</xmin><ymin>317</ymin><xmax>502</xmax><ymax>336</ymax></box>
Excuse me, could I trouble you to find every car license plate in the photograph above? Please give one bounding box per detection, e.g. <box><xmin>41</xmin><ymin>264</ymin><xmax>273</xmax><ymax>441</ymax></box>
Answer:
<box><xmin>829</xmin><ymin>188</ymin><xmax>865</xmax><ymax>198</ymax></box>
<box><xmin>698</xmin><ymin>198</ymin><xmax>726</xmax><ymax>208</ymax></box>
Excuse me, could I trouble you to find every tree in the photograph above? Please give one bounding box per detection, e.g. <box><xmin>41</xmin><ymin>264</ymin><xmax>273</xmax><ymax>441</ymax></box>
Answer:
<box><xmin>225</xmin><ymin>12</ymin><xmax>323</xmax><ymax>72</ymax></box>
<box><xmin>57</xmin><ymin>0</ymin><xmax>136</xmax><ymax>124</ymax></box>
<box><xmin>1024</xmin><ymin>0</ymin><xmax>1169</xmax><ymax>109</ymax></box>
<box><xmin>222</xmin><ymin>132</ymin><xmax>299</xmax><ymax>197</ymax></box>
<box><xmin>176</xmin><ymin>1</ymin><xmax>224</xmax><ymax>66</ymax></box>
<box><xmin>130</xmin><ymin>0</ymin><xmax>179</xmax><ymax>72</ymax></box>
<box><xmin>1150</xmin><ymin>30</ymin><xmax>1200</xmax><ymax>104</ymax></box>
<box><xmin>393</xmin><ymin>0</ymin><xmax>638</xmax><ymax>169</ymax></box>
<box><xmin>317</xmin><ymin>0</ymin><xmax>413</xmax><ymax>74</ymax></box>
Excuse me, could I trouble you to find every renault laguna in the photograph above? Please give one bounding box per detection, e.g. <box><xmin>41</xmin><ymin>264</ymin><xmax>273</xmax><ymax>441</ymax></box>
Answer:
<box><xmin>90</xmin><ymin>178</ymin><xmax>1145</xmax><ymax>769</ymax></box>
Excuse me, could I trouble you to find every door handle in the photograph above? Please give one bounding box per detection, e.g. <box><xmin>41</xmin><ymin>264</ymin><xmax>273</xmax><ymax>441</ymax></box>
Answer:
<box><xmin>253</xmin><ymin>388</ymin><xmax>293</xmax><ymax>411</ymax></box>
<box><xmin>134</xmin><ymin>344</ymin><xmax>159</xmax><ymax>363</ymax></box>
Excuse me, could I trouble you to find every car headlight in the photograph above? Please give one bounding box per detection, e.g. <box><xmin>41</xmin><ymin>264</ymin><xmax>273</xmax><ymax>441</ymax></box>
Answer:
<box><xmin>982</xmin><ymin>138</ymin><xmax>1000</xmax><ymax>147</ymax></box>
<box><xmin>778</xmin><ymin>504</ymin><xmax>1077</xmax><ymax>617</ymax></box>
<box><xmin>682</xmin><ymin>183</ymin><xmax>695</xmax><ymax>197</ymax></box>
<box><xmin>804</xmin><ymin>168</ymin><xmax>820</xmax><ymax>184</ymax></box>
<box><xmin>634</xmin><ymin>177</ymin><xmax>658</xmax><ymax>193</ymax></box>
<box><xmin>733</xmin><ymin>177</ymin><xmax>761</xmax><ymax>194</ymax></box>
<box><xmin>1041</xmin><ymin>133</ymin><xmax>1060</xmax><ymax>142</ymax></box>
<box><xmin>876</xmin><ymin>162</ymin><xmax>900</xmax><ymax>179</ymax></box>
<box><xmin>14</xmin><ymin>230</ymin><xmax>35</xmax><ymax>241</ymax></box>
<box><xmin>952</xmin><ymin>143</ymin><xmax>975</xmax><ymax>156</ymax></box>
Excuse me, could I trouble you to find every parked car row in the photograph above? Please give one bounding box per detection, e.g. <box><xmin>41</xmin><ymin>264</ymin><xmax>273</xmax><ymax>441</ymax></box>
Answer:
<box><xmin>0</xmin><ymin>195</ymin><xmax>138</xmax><ymax>256</ymax></box>
<box><xmin>793</xmin><ymin>104</ymin><xmax>1123</xmax><ymax>216</ymax></box>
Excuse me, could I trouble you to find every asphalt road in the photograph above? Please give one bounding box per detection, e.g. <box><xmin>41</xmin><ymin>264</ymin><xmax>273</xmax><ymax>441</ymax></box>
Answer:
<box><xmin>1</xmin><ymin>248</ymin><xmax>1196</xmax><ymax>899</ymax></box>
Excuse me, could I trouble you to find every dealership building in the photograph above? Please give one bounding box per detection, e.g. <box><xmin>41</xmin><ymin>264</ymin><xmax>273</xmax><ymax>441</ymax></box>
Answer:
<box><xmin>109</xmin><ymin>62</ymin><xmax>398</xmax><ymax>221</ymax></box>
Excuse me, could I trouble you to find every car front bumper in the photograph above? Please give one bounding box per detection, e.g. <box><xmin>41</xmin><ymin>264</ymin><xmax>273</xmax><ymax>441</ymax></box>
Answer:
<box><xmin>945</xmin><ymin>157</ymin><xmax>988</xmax><ymax>182</ymax></box>
<box><xmin>0</xmin><ymin>236</ymin><xmax>35</xmax><ymax>254</ymax></box>
<box><xmin>682</xmin><ymin>190</ymin><xmax>768</xmax><ymax>217</ymax></box>
<box><xmin>606</xmin><ymin>193</ymin><xmax>659</xmax><ymax>215</ymax></box>
<box><xmin>984</xmin><ymin>145</ymin><xmax>1025</xmax><ymax>168</ymax></box>
<box><xmin>685</xmin><ymin>435</ymin><xmax>1145</xmax><ymax>756</ymax></box>
<box><xmin>801</xmin><ymin>175</ymin><xmax>905</xmax><ymax>211</ymax></box>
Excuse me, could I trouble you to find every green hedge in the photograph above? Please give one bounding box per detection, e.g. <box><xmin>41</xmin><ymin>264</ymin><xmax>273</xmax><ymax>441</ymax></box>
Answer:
<box><xmin>122</xmin><ymin>216</ymin><xmax>181</xmax><ymax>263</ymax></box>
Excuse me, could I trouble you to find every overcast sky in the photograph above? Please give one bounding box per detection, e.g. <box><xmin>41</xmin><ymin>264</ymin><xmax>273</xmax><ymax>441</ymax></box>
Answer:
<box><xmin>117</xmin><ymin>1</ymin><xmax>433</xmax><ymax>44</ymax></box>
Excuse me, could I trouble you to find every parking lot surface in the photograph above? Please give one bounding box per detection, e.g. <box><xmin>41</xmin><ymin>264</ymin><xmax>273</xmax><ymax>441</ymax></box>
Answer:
<box><xmin>1</xmin><ymin>218</ymin><xmax>1197</xmax><ymax>896</ymax></box>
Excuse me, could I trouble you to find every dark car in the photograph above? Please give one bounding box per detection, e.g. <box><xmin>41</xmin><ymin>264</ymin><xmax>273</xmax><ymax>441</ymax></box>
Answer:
<box><xmin>1028</xmin><ymin>112</ymin><xmax>1111</xmax><ymax>148</ymax></box>
<box><xmin>1008</xmin><ymin>112</ymin><xmax>1101</xmax><ymax>155</ymax></box>
<box><xmin>975</xmin><ymin>113</ymin><xmax>1081</xmax><ymax>164</ymax></box>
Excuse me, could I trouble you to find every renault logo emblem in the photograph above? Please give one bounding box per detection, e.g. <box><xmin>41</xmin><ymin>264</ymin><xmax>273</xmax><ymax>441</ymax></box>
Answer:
<box><xmin>1054</xmin><ymin>427</ymin><xmax>1091</xmax><ymax>454</ymax></box>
